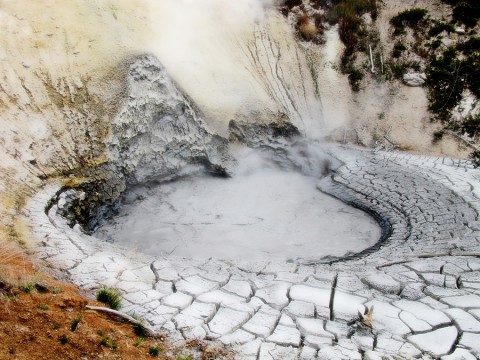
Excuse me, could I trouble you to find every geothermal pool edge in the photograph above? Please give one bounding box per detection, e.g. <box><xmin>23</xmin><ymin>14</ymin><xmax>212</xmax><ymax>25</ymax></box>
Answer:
<box><xmin>24</xmin><ymin>145</ymin><xmax>480</xmax><ymax>359</ymax></box>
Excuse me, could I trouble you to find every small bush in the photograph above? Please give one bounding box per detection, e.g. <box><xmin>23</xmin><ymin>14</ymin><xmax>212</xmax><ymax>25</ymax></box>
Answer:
<box><xmin>453</xmin><ymin>2</ymin><xmax>480</xmax><ymax>27</ymax></box>
<box><xmin>393</xmin><ymin>42</ymin><xmax>407</xmax><ymax>58</ymax></box>
<box><xmin>58</xmin><ymin>334</ymin><xmax>68</xmax><ymax>345</ymax></box>
<box><xmin>133</xmin><ymin>322</ymin><xmax>148</xmax><ymax>337</ymax></box>
<box><xmin>431</xmin><ymin>39</ymin><xmax>442</xmax><ymax>49</ymax></box>
<box><xmin>149</xmin><ymin>346</ymin><xmax>162</xmax><ymax>357</ymax></box>
<box><xmin>19</xmin><ymin>282</ymin><xmax>35</xmax><ymax>294</ymax></box>
<box><xmin>339</xmin><ymin>13</ymin><xmax>362</xmax><ymax>55</ymax></box>
<box><xmin>38</xmin><ymin>304</ymin><xmax>49</xmax><ymax>311</ymax></box>
<box><xmin>433</xmin><ymin>130</ymin><xmax>445</xmax><ymax>142</ymax></box>
<box><xmin>426</xmin><ymin>48</ymin><xmax>465</xmax><ymax>117</ymax></box>
<box><xmin>100</xmin><ymin>337</ymin><xmax>118</xmax><ymax>349</ymax></box>
<box><xmin>458</xmin><ymin>37</ymin><xmax>480</xmax><ymax>53</ymax></box>
<box><xmin>390</xmin><ymin>62</ymin><xmax>408</xmax><ymax>79</ymax></box>
<box><xmin>470</xmin><ymin>149</ymin><xmax>480</xmax><ymax>168</ymax></box>
<box><xmin>348</xmin><ymin>68</ymin><xmax>364</xmax><ymax>92</ymax></box>
<box><xmin>428</xmin><ymin>22</ymin><xmax>455</xmax><ymax>37</ymax></box>
<box><xmin>71</xmin><ymin>313</ymin><xmax>82</xmax><ymax>332</ymax></box>
<box><xmin>96</xmin><ymin>287</ymin><xmax>121</xmax><ymax>310</ymax></box>
<box><xmin>298</xmin><ymin>14</ymin><xmax>319</xmax><ymax>41</ymax></box>
<box><xmin>391</xmin><ymin>8</ymin><xmax>428</xmax><ymax>29</ymax></box>
<box><xmin>460</xmin><ymin>115</ymin><xmax>480</xmax><ymax>137</ymax></box>
<box><xmin>135</xmin><ymin>337</ymin><xmax>145</xmax><ymax>348</ymax></box>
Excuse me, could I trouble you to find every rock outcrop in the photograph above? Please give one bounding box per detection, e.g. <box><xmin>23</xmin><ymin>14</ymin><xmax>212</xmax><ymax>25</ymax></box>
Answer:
<box><xmin>109</xmin><ymin>55</ymin><xmax>230</xmax><ymax>185</ymax></box>
<box><xmin>403</xmin><ymin>73</ymin><xmax>427</xmax><ymax>87</ymax></box>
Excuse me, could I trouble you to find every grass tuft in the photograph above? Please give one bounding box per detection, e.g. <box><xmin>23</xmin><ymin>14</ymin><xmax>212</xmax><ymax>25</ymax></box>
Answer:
<box><xmin>58</xmin><ymin>334</ymin><xmax>68</xmax><ymax>345</ymax></box>
<box><xmin>96</xmin><ymin>287</ymin><xmax>121</xmax><ymax>310</ymax></box>
<box><xmin>134</xmin><ymin>337</ymin><xmax>145</xmax><ymax>348</ymax></box>
<box><xmin>149</xmin><ymin>346</ymin><xmax>162</xmax><ymax>357</ymax></box>
<box><xmin>133</xmin><ymin>322</ymin><xmax>148</xmax><ymax>337</ymax></box>
<box><xmin>99</xmin><ymin>337</ymin><xmax>118</xmax><ymax>349</ymax></box>
<box><xmin>19</xmin><ymin>282</ymin><xmax>35</xmax><ymax>294</ymax></box>
<box><xmin>71</xmin><ymin>313</ymin><xmax>83</xmax><ymax>332</ymax></box>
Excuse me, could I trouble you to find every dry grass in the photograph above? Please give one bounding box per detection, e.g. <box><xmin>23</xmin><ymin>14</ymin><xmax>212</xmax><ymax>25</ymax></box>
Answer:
<box><xmin>0</xmin><ymin>242</ymin><xmax>22</xmax><ymax>265</ymax></box>
<box><xmin>300</xmin><ymin>21</ymin><xmax>319</xmax><ymax>40</ymax></box>
<box><xmin>0</xmin><ymin>242</ymin><xmax>27</xmax><ymax>288</ymax></box>
<box><xmin>0</xmin><ymin>241</ymin><xmax>41</xmax><ymax>305</ymax></box>
<box><xmin>297</xmin><ymin>13</ymin><xmax>319</xmax><ymax>41</ymax></box>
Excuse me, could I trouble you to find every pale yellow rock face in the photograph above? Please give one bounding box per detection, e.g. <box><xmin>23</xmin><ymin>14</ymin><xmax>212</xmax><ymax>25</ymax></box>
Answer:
<box><xmin>0</xmin><ymin>0</ymin><xmax>153</xmax><ymax>176</ymax></box>
<box><xmin>0</xmin><ymin>0</ymin><xmax>155</xmax><ymax>238</ymax></box>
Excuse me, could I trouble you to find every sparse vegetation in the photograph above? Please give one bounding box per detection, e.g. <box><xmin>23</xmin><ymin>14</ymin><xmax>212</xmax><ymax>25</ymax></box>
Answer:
<box><xmin>19</xmin><ymin>281</ymin><xmax>35</xmax><ymax>294</ymax></box>
<box><xmin>347</xmin><ymin>67</ymin><xmax>364</xmax><ymax>91</ymax></box>
<box><xmin>428</xmin><ymin>22</ymin><xmax>455</xmax><ymax>37</ymax></box>
<box><xmin>426</xmin><ymin>36</ymin><xmax>480</xmax><ymax>127</ymax></box>
<box><xmin>71</xmin><ymin>313</ymin><xmax>83</xmax><ymax>332</ymax></box>
<box><xmin>149</xmin><ymin>346</ymin><xmax>163</xmax><ymax>357</ymax></box>
<box><xmin>452</xmin><ymin>1</ymin><xmax>480</xmax><ymax>28</ymax></box>
<box><xmin>297</xmin><ymin>13</ymin><xmax>319</xmax><ymax>41</ymax></box>
<box><xmin>58</xmin><ymin>334</ymin><xmax>68</xmax><ymax>345</ymax></box>
<box><xmin>96</xmin><ymin>286</ymin><xmax>121</xmax><ymax>310</ymax></box>
<box><xmin>133</xmin><ymin>321</ymin><xmax>149</xmax><ymax>337</ymax></box>
<box><xmin>392</xmin><ymin>42</ymin><xmax>407</xmax><ymax>58</ymax></box>
<box><xmin>99</xmin><ymin>336</ymin><xmax>118</xmax><ymax>349</ymax></box>
<box><xmin>433</xmin><ymin>130</ymin><xmax>445</xmax><ymax>142</ymax></box>
<box><xmin>459</xmin><ymin>115</ymin><xmax>480</xmax><ymax>137</ymax></box>
<box><xmin>135</xmin><ymin>337</ymin><xmax>145</xmax><ymax>348</ymax></box>
<box><xmin>390</xmin><ymin>8</ymin><xmax>428</xmax><ymax>34</ymax></box>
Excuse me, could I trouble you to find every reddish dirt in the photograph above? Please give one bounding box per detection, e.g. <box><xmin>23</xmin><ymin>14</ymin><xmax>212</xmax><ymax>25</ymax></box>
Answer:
<box><xmin>0</xmin><ymin>250</ymin><xmax>230</xmax><ymax>360</ymax></box>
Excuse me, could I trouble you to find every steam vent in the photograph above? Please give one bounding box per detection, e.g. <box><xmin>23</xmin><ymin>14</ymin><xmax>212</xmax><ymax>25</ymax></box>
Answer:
<box><xmin>2</xmin><ymin>0</ymin><xmax>480</xmax><ymax>359</ymax></box>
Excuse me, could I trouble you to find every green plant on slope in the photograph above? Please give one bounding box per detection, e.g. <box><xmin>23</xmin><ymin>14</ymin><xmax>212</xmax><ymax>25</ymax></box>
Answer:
<box><xmin>96</xmin><ymin>287</ymin><xmax>121</xmax><ymax>310</ymax></box>
<box><xmin>390</xmin><ymin>8</ymin><xmax>428</xmax><ymax>30</ymax></box>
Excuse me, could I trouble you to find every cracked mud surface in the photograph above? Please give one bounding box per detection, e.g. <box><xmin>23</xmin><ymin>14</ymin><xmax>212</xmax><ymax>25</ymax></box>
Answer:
<box><xmin>95</xmin><ymin>147</ymin><xmax>380</xmax><ymax>261</ymax></box>
<box><xmin>25</xmin><ymin>145</ymin><xmax>480</xmax><ymax>359</ymax></box>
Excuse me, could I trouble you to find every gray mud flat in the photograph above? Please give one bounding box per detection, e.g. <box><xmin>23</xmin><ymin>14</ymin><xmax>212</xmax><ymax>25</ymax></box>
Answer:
<box><xmin>96</xmin><ymin>150</ymin><xmax>380</xmax><ymax>261</ymax></box>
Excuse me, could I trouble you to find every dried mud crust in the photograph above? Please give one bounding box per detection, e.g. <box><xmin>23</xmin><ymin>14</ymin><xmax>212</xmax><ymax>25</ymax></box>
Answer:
<box><xmin>25</xmin><ymin>145</ymin><xmax>480</xmax><ymax>359</ymax></box>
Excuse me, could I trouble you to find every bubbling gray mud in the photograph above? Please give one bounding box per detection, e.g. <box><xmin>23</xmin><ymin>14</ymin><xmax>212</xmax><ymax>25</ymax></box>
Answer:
<box><xmin>96</xmin><ymin>147</ymin><xmax>380</xmax><ymax>261</ymax></box>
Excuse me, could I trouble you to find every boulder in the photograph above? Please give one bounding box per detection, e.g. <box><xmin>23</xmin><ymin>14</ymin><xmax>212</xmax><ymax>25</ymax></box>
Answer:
<box><xmin>403</xmin><ymin>73</ymin><xmax>426</xmax><ymax>87</ymax></box>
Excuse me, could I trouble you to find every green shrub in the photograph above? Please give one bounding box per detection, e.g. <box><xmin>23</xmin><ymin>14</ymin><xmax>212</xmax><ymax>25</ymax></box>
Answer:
<box><xmin>453</xmin><ymin>2</ymin><xmax>480</xmax><ymax>27</ymax></box>
<box><xmin>132</xmin><ymin>323</ymin><xmax>147</xmax><ymax>337</ymax></box>
<box><xmin>99</xmin><ymin>337</ymin><xmax>118</xmax><ymax>349</ymax></box>
<box><xmin>431</xmin><ymin>39</ymin><xmax>442</xmax><ymax>49</ymax></box>
<box><xmin>390</xmin><ymin>61</ymin><xmax>420</xmax><ymax>79</ymax></box>
<box><xmin>348</xmin><ymin>68</ymin><xmax>364</xmax><ymax>92</ymax></box>
<box><xmin>426</xmin><ymin>48</ymin><xmax>465</xmax><ymax>117</ymax></box>
<box><xmin>96</xmin><ymin>287</ymin><xmax>121</xmax><ymax>310</ymax></box>
<box><xmin>433</xmin><ymin>130</ymin><xmax>445</xmax><ymax>142</ymax></box>
<box><xmin>135</xmin><ymin>337</ymin><xmax>145</xmax><ymax>348</ymax></box>
<box><xmin>58</xmin><ymin>334</ymin><xmax>68</xmax><ymax>345</ymax></box>
<box><xmin>460</xmin><ymin>115</ymin><xmax>480</xmax><ymax>137</ymax></box>
<box><xmin>149</xmin><ymin>346</ymin><xmax>163</xmax><ymax>357</ymax></box>
<box><xmin>428</xmin><ymin>22</ymin><xmax>455</xmax><ymax>37</ymax></box>
<box><xmin>391</xmin><ymin>8</ymin><xmax>428</xmax><ymax>29</ymax></box>
<box><xmin>19</xmin><ymin>282</ymin><xmax>35</xmax><ymax>294</ymax></box>
<box><xmin>458</xmin><ymin>37</ymin><xmax>480</xmax><ymax>53</ymax></box>
<box><xmin>71</xmin><ymin>314</ymin><xmax>82</xmax><ymax>332</ymax></box>
<box><xmin>393</xmin><ymin>42</ymin><xmax>407</xmax><ymax>58</ymax></box>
